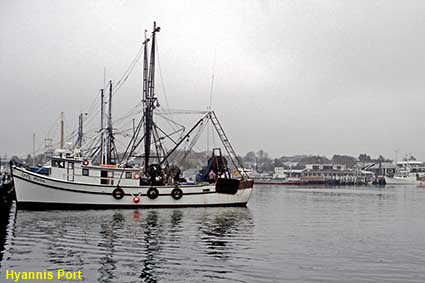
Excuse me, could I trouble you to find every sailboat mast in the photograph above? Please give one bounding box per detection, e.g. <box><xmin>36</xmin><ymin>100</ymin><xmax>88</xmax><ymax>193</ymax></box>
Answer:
<box><xmin>144</xmin><ymin>22</ymin><xmax>160</xmax><ymax>169</ymax></box>
<box><xmin>100</xmin><ymin>89</ymin><xmax>104</xmax><ymax>165</ymax></box>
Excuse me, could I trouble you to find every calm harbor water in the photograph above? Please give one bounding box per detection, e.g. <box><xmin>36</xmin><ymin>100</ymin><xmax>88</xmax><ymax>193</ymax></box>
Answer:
<box><xmin>1</xmin><ymin>185</ymin><xmax>425</xmax><ymax>282</ymax></box>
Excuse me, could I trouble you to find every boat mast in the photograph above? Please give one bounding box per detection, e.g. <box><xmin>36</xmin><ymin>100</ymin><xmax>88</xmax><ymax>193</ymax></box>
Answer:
<box><xmin>100</xmin><ymin>89</ymin><xmax>104</xmax><ymax>165</ymax></box>
<box><xmin>106</xmin><ymin>80</ymin><xmax>113</xmax><ymax>164</ymax></box>
<box><xmin>143</xmin><ymin>22</ymin><xmax>160</xmax><ymax>169</ymax></box>
<box><xmin>60</xmin><ymin>112</ymin><xmax>64</xmax><ymax>149</ymax></box>
<box><xmin>77</xmin><ymin>113</ymin><xmax>83</xmax><ymax>148</ymax></box>
<box><xmin>32</xmin><ymin>133</ymin><xmax>35</xmax><ymax>166</ymax></box>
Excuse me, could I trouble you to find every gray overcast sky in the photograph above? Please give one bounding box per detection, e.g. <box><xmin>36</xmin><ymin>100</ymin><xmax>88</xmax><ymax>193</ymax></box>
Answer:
<box><xmin>1</xmin><ymin>0</ymin><xmax>425</xmax><ymax>160</ymax></box>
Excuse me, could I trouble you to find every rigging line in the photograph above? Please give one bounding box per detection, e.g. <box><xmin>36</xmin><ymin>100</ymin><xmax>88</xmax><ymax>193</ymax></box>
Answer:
<box><xmin>114</xmin><ymin>127</ymin><xmax>136</xmax><ymax>135</ymax></box>
<box><xmin>83</xmin><ymin>107</ymin><xmax>102</xmax><ymax>130</ymax></box>
<box><xmin>77</xmin><ymin>43</ymin><xmax>147</xmax><ymax>133</ymax></box>
<box><xmin>208</xmin><ymin>48</ymin><xmax>216</xmax><ymax>111</ymax></box>
<box><xmin>205</xmin><ymin>49</ymin><xmax>216</xmax><ymax>156</ymax></box>
<box><xmin>155</xmin><ymin>110</ymin><xmax>179</xmax><ymax>133</ymax></box>
<box><xmin>158</xmin><ymin>113</ymin><xmax>209</xmax><ymax>167</ymax></box>
<box><xmin>151</xmin><ymin>125</ymin><xmax>161</xmax><ymax>164</ymax></box>
<box><xmin>156</xmin><ymin>109</ymin><xmax>208</xmax><ymax>115</ymax></box>
<box><xmin>178</xmin><ymin>119</ymin><xmax>207</xmax><ymax>167</ymax></box>
<box><xmin>85</xmin><ymin>136</ymin><xmax>101</xmax><ymax>157</ymax></box>
<box><xmin>116</xmin><ymin>117</ymin><xmax>146</xmax><ymax>186</ymax></box>
<box><xmin>89</xmin><ymin>146</ymin><xmax>101</xmax><ymax>162</ymax></box>
<box><xmin>46</xmin><ymin>115</ymin><xmax>61</xmax><ymax>138</ymax></box>
<box><xmin>119</xmin><ymin>114</ymin><xmax>145</xmax><ymax>164</ymax></box>
<box><xmin>155</xmin><ymin>113</ymin><xmax>186</xmax><ymax>130</ymax></box>
<box><xmin>155</xmin><ymin>124</ymin><xmax>181</xmax><ymax>145</ymax></box>
<box><xmin>82</xmin><ymin>139</ymin><xmax>99</xmax><ymax>155</ymax></box>
<box><xmin>113</xmin><ymin>44</ymin><xmax>145</xmax><ymax>94</ymax></box>
<box><xmin>153</xmin><ymin>125</ymin><xmax>168</xmax><ymax>166</ymax></box>
<box><xmin>116</xmin><ymin>47</ymin><xmax>143</xmax><ymax>86</ymax></box>
<box><xmin>85</xmin><ymin>89</ymin><xmax>103</xmax><ymax>118</ymax></box>
<box><xmin>206</xmin><ymin>117</ymin><xmax>210</xmax><ymax>155</ymax></box>
<box><xmin>112</xmin><ymin>106</ymin><xmax>141</xmax><ymax>125</ymax></box>
<box><xmin>155</xmin><ymin>40</ymin><xmax>170</xmax><ymax>111</ymax></box>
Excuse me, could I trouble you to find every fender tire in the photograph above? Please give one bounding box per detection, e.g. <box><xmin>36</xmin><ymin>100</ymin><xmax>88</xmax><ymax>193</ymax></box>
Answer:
<box><xmin>147</xmin><ymin>187</ymin><xmax>159</xmax><ymax>200</ymax></box>
<box><xmin>112</xmin><ymin>186</ymin><xmax>125</xmax><ymax>200</ymax></box>
<box><xmin>171</xmin><ymin>187</ymin><xmax>183</xmax><ymax>200</ymax></box>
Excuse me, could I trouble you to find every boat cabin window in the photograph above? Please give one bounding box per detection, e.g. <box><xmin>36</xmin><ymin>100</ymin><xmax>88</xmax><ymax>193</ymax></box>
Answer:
<box><xmin>125</xmin><ymin>172</ymin><xmax>132</xmax><ymax>179</ymax></box>
<box><xmin>52</xmin><ymin>160</ymin><xmax>65</xmax><ymax>168</ymax></box>
<box><xmin>82</xmin><ymin>168</ymin><xmax>89</xmax><ymax>176</ymax></box>
<box><xmin>101</xmin><ymin>170</ymin><xmax>114</xmax><ymax>185</ymax></box>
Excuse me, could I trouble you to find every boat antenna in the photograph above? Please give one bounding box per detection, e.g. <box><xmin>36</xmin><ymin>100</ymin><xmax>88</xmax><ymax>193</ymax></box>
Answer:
<box><xmin>207</xmin><ymin>49</ymin><xmax>216</xmax><ymax>155</ymax></box>
<box><xmin>208</xmin><ymin>48</ymin><xmax>216</xmax><ymax>111</ymax></box>
<box><xmin>144</xmin><ymin>22</ymin><xmax>160</xmax><ymax>170</ymax></box>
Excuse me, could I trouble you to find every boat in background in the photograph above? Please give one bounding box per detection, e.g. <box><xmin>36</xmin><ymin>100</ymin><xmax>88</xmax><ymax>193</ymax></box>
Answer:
<box><xmin>385</xmin><ymin>160</ymin><xmax>425</xmax><ymax>185</ymax></box>
<box><xmin>385</xmin><ymin>175</ymin><xmax>418</xmax><ymax>185</ymax></box>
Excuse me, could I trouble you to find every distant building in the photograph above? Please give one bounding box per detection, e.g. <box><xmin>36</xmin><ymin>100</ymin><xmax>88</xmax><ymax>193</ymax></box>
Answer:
<box><xmin>273</xmin><ymin>163</ymin><xmax>373</xmax><ymax>183</ymax></box>
<box><xmin>396</xmin><ymin>160</ymin><xmax>425</xmax><ymax>173</ymax></box>
<box><xmin>0</xmin><ymin>156</ymin><xmax>10</xmax><ymax>174</ymax></box>
<box><xmin>360</xmin><ymin>162</ymin><xmax>396</xmax><ymax>176</ymax></box>
<box><xmin>305</xmin><ymin>164</ymin><xmax>346</xmax><ymax>171</ymax></box>
<box><xmin>283</xmin><ymin>161</ymin><xmax>299</xmax><ymax>168</ymax></box>
<box><xmin>273</xmin><ymin>167</ymin><xmax>303</xmax><ymax>179</ymax></box>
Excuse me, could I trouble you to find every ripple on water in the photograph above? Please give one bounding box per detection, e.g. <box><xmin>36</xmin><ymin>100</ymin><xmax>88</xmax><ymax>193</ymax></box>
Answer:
<box><xmin>1</xmin><ymin>186</ymin><xmax>425</xmax><ymax>282</ymax></box>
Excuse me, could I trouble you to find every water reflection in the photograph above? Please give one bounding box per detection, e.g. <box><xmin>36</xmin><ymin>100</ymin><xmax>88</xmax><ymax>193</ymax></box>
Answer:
<box><xmin>139</xmin><ymin>211</ymin><xmax>162</xmax><ymax>283</ymax></box>
<box><xmin>2</xmin><ymin>186</ymin><xmax>425</xmax><ymax>282</ymax></box>
<box><xmin>97</xmin><ymin>212</ymin><xmax>125</xmax><ymax>282</ymax></box>
<box><xmin>199</xmin><ymin>208</ymin><xmax>253</xmax><ymax>260</ymax></box>
<box><xmin>0</xmin><ymin>206</ymin><xmax>254</xmax><ymax>282</ymax></box>
<box><xmin>0</xmin><ymin>203</ymin><xmax>12</xmax><ymax>268</ymax></box>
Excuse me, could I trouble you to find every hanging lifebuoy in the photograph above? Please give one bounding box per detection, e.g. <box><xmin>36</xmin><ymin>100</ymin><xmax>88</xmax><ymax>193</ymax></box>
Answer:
<box><xmin>133</xmin><ymin>196</ymin><xmax>140</xmax><ymax>203</ymax></box>
<box><xmin>82</xmin><ymin>160</ymin><xmax>89</xmax><ymax>166</ymax></box>
<box><xmin>133</xmin><ymin>172</ymin><xmax>141</xmax><ymax>179</ymax></box>
<box><xmin>147</xmin><ymin>187</ymin><xmax>159</xmax><ymax>200</ymax></box>
<box><xmin>171</xmin><ymin>187</ymin><xmax>183</xmax><ymax>200</ymax></box>
<box><xmin>112</xmin><ymin>186</ymin><xmax>125</xmax><ymax>200</ymax></box>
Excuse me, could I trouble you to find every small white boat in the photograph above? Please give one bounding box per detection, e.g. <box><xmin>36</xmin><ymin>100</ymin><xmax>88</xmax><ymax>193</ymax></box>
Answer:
<box><xmin>385</xmin><ymin>160</ymin><xmax>425</xmax><ymax>185</ymax></box>
<box><xmin>385</xmin><ymin>175</ymin><xmax>418</xmax><ymax>185</ymax></box>
<box><xmin>12</xmin><ymin>22</ymin><xmax>253</xmax><ymax>209</ymax></box>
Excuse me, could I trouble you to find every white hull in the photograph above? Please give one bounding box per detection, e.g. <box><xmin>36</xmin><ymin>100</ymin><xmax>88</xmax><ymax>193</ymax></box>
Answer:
<box><xmin>12</xmin><ymin>167</ymin><xmax>253</xmax><ymax>208</ymax></box>
<box><xmin>385</xmin><ymin>175</ymin><xmax>417</xmax><ymax>185</ymax></box>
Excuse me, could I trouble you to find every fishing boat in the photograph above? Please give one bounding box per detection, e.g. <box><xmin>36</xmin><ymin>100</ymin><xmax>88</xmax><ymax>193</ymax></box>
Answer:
<box><xmin>11</xmin><ymin>22</ymin><xmax>253</xmax><ymax>208</ymax></box>
<box><xmin>385</xmin><ymin>160</ymin><xmax>425</xmax><ymax>185</ymax></box>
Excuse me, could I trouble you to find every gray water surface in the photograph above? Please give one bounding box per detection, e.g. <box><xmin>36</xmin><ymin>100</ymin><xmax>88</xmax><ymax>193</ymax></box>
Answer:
<box><xmin>1</xmin><ymin>185</ymin><xmax>425</xmax><ymax>282</ymax></box>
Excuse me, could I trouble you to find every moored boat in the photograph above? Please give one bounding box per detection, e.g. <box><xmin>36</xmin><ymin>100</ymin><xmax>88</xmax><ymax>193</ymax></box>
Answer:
<box><xmin>385</xmin><ymin>175</ymin><xmax>418</xmax><ymax>185</ymax></box>
<box><xmin>11</xmin><ymin>22</ymin><xmax>253</xmax><ymax>209</ymax></box>
<box><xmin>385</xmin><ymin>160</ymin><xmax>425</xmax><ymax>185</ymax></box>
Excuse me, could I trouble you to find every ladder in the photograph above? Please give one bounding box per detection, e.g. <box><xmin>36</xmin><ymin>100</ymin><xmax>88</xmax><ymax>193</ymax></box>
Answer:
<box><xmin>209</xmin><ymin>111</ymin><xmax>249</xmax><ymax>178</ymax></box>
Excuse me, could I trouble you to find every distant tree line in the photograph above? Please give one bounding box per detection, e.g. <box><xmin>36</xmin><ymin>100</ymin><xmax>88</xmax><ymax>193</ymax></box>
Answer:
<box><xmin>7</xmin><ymin>149</ymin><xmax>399</xmax><ymax>174</ymax></box>
<box><xmin>242</xmin><ymin>150</ymin><xmax>395</xmax><ymax>173</ymax></box>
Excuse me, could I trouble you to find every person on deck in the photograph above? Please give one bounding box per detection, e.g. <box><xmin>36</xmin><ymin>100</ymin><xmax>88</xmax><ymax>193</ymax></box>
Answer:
<box><xmin>208</xmin><ymin>170</ymin><xmax>217</xmax><ymax>183</ymax></box>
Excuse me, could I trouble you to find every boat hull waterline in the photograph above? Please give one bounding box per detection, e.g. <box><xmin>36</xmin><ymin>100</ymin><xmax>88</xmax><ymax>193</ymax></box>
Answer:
<box><xmin>385</xmin><ymin>175</ymin><xmax>418</xmax><ymax>185</ymax></box>
<box><xmin>13</xmin><ymin>167</ymin><xmax>253</xmax><ymax>208</ymax></box>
